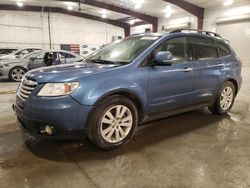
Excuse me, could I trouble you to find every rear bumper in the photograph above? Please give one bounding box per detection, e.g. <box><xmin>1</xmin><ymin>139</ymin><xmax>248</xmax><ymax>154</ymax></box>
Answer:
<box><xmin>14</xmin><ymin>94</ymin><xmax>94</xmax><ymax>139</ymax></box>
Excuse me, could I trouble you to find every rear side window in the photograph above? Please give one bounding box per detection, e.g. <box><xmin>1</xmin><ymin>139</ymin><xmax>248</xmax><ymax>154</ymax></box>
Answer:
<box><xmin>216</xmin><ymin>41</ymin><xmax>231</xmax><ymax>57</ymax></box>
<box><xmin>191</xmin><ymin>36</ymin><xmax>218</xmax><ymax>60</ymax></box>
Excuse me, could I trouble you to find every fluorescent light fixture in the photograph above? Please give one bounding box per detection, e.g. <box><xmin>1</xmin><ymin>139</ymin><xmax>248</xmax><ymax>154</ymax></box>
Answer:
<box><xmin>16</xmin><ymin>2</ymin><xmax>23</xmax><ymax>7</ymax></box>
<box><xmin>67</xmin><ymin>6</ymin><xmax>73</xmax><ymax>10</ymax></box>
<box><xmin>165</xmin><ymin>12</ymin><xmax>172</xmax><ymax>18</ymax></box>
<box><xmin>102</xmin><ymin>14</ymin><xmax>107</xmax><ymax>18</ymax></box>
<box><xmin>64</xmin><ymin>2</ymin><xmax>75</xmax><ymax>6</ymax></box>
<box><xmin>129</xmin><ymin>20</ymin><xmax>135</xmax><ymax>25</ymax></box>
<box><xmin>135</xmin><ymin>3</ymin><xmax>142</xmax><ymax>9</ymax></box>
<box><xmin>100</xmin><ymin>9</ymin><xmax>109</xmax><ymax>15</ymax></box>
<box><xmin>163</xmin><ymin>5</ymin><xmax>174</xmax><ymax>17</ymax></box>
<box><xmin>133</xmin><ymin>0</ymin><xmax>144</xmax><ymax>9</ymax></box>
<box><xmin>224</xmin><ymin>0</ymin><xmax>233</xmax><ymax>6</ymax></box>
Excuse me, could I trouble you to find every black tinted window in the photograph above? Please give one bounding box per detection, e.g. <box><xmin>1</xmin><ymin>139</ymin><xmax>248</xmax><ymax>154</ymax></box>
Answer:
<box><xmin>155</xmin><ymin>37</ymin><xmax>189</xmax><ymax>64</ymax></box>
<box><xmin>216</xmin><ymin>41</ymin><xmax>231</xmax><ymax>57</ymax></box>
<box><xmin>191</xmin><ymin>36</ymin><xmax>218</xmax><ymax>60</ymax></box>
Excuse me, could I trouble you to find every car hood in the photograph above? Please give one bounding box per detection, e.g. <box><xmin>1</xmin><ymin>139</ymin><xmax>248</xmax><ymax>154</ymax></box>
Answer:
<box><xmin>26</xmin><ymin>62</ymin><xmax>119</xmax><ymax>83</ymax></box>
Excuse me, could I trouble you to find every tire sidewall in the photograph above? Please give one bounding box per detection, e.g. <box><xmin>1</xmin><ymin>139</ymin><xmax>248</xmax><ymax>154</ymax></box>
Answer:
<box><xmin>89</xmin><ymin>95</ymin><xmax>138</xmax><ymax>150</ymax></box>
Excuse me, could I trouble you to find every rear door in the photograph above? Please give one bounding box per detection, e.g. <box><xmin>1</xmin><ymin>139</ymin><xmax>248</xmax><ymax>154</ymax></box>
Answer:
<box><xmin>148</xmin><ymin>36</ymin><xmax>193</xmax><ymax>112</ymax></box>
<box><xmin>190</xmin><ymin>36</ymin><xmax>223</xmax><ymax>104</ymax></box>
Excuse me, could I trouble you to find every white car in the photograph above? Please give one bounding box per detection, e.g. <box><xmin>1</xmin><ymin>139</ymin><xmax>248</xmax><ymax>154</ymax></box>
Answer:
<box><xmin>0</xmin><ymin>47</ymin><xmax>41</xmax><ymax>60</ymax></box>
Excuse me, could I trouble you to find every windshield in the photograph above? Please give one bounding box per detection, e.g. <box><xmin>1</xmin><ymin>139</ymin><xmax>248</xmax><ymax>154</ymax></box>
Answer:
<box><xmin>86</xmin><ymin>36</ymin><xmax>159</xmax><ymax>65</ymax></box>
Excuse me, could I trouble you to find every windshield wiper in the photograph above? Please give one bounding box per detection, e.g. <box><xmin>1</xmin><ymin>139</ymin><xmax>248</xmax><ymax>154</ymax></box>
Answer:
<box><xmin>87</xmin><ymin>59</ymin><xmax>120</xmax><ymax>65</ymax></box>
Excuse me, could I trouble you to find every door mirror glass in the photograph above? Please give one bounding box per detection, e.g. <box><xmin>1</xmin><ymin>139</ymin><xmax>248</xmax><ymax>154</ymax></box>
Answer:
<box><xmin>154</xmin><ymin>51</ymin><xmax>173</xmax><ymax>65</ymax></box>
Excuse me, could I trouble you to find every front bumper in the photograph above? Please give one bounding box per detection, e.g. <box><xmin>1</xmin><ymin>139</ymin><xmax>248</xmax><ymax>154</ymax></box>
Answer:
<box><xmin>14</xmin><ymin>94</ymin><xmax>94</xmax><ymax>139</ymax></box>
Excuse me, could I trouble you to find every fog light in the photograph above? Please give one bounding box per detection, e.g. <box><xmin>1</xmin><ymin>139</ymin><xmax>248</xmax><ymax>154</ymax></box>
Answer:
<box><xmin>45</xmin><ymin>125</ymin><xmax>53</xmax><ymax>135</ymax></box>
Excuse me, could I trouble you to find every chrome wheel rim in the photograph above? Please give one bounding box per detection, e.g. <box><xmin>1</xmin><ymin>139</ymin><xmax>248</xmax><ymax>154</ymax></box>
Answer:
<box><xmin>100</xmin><ymin>105</ymin><xmax>133</xmax><ymax>144</ymax></box>
<box><xmin>11</xmin><ymin>68</ymin><xmax>25</xmax><ymax>81</ymax></box>
<box><xmin>220</xmin><ymin>86</ymin><xmax>233</xmax><ymax>111</ymax></box>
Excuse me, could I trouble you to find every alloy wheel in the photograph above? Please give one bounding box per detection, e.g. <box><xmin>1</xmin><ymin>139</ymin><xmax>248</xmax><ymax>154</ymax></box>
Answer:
<box><xmin>220</xmin><ymin>86</ymin><xmax>234</xmax><ymax>111</ymax></box>
<box><xmin>11</xmin><ymin>68</ymin><xmax>25</xmax><ymax>81</ymax></box>
<box><xmin>100</xmin><ymin>105</ymin><xmax>133</xmax><ymax>143</ymax></box>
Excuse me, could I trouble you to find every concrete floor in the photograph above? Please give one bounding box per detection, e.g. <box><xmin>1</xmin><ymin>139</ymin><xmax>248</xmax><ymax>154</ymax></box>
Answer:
<box><xmin>0</xmin><ymin>68</ymin><xmax>250</xmax><ymax>188</ymax></box>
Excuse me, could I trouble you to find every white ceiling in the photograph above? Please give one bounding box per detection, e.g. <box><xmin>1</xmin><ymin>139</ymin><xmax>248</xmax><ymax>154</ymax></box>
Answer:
<box><xmin>0</xmin><ymin>0</ymin><xmax>249</xmax><ymax>22</ymax></box>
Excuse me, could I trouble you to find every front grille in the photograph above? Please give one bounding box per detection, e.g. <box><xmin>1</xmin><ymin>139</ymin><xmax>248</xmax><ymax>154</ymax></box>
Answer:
<box><xmin>17</xmin><ymin>77</ymin><xmax>37</xmax><ymax>100</ymax></box>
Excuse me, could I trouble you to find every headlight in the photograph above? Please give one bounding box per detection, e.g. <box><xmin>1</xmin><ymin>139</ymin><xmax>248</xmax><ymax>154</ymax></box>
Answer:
<box><xmin>38</xmin><ymin>82</ymin><xmax>79</xmax><ymax>97</ymax></box>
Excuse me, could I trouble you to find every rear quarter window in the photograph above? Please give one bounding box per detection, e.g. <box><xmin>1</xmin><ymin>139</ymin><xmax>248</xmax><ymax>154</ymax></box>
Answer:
<box><xmin>216</xmin><ymin>40</ymin><xmax>231</xmax><ymax>57</ymax></box>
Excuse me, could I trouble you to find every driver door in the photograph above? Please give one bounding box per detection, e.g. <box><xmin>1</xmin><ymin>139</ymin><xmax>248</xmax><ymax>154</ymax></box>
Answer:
<box><xmin>28</xmin><ymin>52</ymin><xmax>45</xmax><ymax>70</ymax></box>
<box><xmin>148</xmin><ymin>36</ymin><xmax>194</xmax><ymax>113</ymax></box>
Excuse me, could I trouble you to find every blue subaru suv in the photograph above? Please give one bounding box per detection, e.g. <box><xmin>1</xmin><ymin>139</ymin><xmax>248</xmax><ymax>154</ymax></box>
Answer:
<box><xmin>14</xmin><ymin>29</ymin><xmax>242</xmax><ymax>150</ymax></box>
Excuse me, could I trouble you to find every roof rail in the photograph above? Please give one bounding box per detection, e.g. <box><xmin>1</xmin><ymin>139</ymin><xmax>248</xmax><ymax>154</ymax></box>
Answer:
<box><xmin>170</xmin><ymin>29</ymin><xmax>222</xmax><ymax>38</ymax></box>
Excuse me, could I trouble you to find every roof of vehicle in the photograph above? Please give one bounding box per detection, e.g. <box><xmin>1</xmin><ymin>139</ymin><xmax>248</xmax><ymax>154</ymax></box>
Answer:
<box><xmin>131</xmin><ymin>29</ymin><xmax>229</xmax><ymax>43</ymax></box>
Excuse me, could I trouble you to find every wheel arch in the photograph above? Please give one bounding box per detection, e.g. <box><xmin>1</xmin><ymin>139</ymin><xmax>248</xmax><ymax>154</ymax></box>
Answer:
<box><xmin>94</xmin><ymin>89</ymin><xmax>146</xmax><ymax>122</ymax></box>
<box><xmin>226</xmin><ymin>78</ymin><xmax>238</xmax><ymax>95</ymax></box>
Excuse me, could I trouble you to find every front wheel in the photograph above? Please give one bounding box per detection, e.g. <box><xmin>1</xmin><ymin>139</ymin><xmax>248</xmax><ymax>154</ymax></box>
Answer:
<box><xmin>209</xmin><ymin>81</ymin><xmax>236</xmax><ymax>115</ymax></box>
<box><xmin>9</xmin><ymin>67</ymin><xmax>27</xmax><ymax>82</ymax></box>
<box><xmin>87</xmin><ymin>95</ymin><xmax>138</xmax><ymax>150</ymax></box>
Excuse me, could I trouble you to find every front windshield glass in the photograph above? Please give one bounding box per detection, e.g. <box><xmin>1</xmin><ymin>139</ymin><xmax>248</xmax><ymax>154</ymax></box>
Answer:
<box><xmin>86</xmin><ymin>35</ymin><xmax>159</xmax><ymax>65</ymax></box>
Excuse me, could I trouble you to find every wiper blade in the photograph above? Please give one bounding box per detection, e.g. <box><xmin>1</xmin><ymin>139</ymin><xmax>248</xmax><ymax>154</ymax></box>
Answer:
<box><xmin>88</xmin><ymin>59</ymin><xmax>118</xmax><ymax>65</ymax></box>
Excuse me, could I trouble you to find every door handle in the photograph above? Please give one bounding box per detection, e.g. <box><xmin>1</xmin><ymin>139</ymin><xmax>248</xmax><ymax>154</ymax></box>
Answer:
<box><xmin>181</xmin><ymin>67</ymin><xmax>193</xmax><ymax>72</ymax></box>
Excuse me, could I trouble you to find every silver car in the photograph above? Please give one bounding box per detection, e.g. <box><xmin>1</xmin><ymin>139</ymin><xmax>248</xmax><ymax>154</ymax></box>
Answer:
<box><xmin>0</xmin><ymin>50</ymin><xmax>83</xmax><ymax>82</ymax></box>
<box><xmin>0</xmin><ymin>47</ymin><xmax>41</xmax><ymax>60</ymax></box>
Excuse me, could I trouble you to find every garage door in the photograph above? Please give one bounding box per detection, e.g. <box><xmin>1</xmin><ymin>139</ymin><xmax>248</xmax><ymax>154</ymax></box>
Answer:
<box><xmin>216</xmin><ymin>21</ymin><xmax>250</xmax><ymax>66</ymax></box>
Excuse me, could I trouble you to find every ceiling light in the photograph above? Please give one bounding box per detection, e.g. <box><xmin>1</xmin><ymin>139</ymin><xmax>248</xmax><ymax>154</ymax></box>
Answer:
<box><xmin>224</xmin><ymin>0</ymin><xmax>233</xmax><ymax>6</ymax></box>
<box><xmin>102</xmin><ymin>14</ymin><xmax>107</xmax><ymax>18</ymax></box>
<box><xmin>16</xmin><ymin>2</ymin><xmax>23</xmax><ymax>7</ymax></box>
<box><xmin>67</xmin><ymin>6</ymin><xmax>73</xmax><ymax>10</ymax></box>
<box><xmin>135</xmin><ymin>3</ymin><xmax>142</xmax><ymax>9</ymax></box>
<box><xmin>100</xmin><ymin>9</ymin><xmax>109</xmax><ymax>15</ymax></box>
<box><xmin>129</xmin><ymin>20</ymin><xmax>135</xmax><ymax>25</ymax></box>
<box><xmin>163</xmin><ymin>5</ymin><xmax>174</xmax><ymax>17</ymax></box>
<box><xmin>164</xmin><ymin>12</ymin><xmax>172</xmax><ymax>18</ymax></box>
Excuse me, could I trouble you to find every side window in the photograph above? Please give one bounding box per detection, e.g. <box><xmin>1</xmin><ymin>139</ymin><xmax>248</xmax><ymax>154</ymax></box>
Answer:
<box><xmin>216</xmin><ymin>41</ymin><xmax>231</xmax><ymax>57</ymax></box>
<box><xmin>64</xmin><ymin>52</ymin><xmax>75</xmax><ymax>58</ymax></box>
<box><xmin>154</xmin><ymin>37</ymin><xmax>189</xmax><ymax>64</ymax></box>
<box><xmin>191</xmin><ymin>36</ymin><xmax>218</xmax><ymax>60</ymax></box>
<box><xmin>36</xmin><ymin>53</ymin><xmax>45</xmax><ymax>59</ymax></box>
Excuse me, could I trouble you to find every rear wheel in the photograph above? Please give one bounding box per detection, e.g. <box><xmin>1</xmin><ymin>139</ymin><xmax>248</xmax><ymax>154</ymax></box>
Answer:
<box><xmin>9</xmin><ymin>67</ymin><xmax>27</xmax><ymax>82</ymax></box>
<box><xmin>209</xmin><ymin>81</ymin><xmax>236</xmax><ymax>114</ymax></box>
<box><xmin>87</xmin><ymin>95</ymin><xmax>138</xmax><ymax>150</ymax></box>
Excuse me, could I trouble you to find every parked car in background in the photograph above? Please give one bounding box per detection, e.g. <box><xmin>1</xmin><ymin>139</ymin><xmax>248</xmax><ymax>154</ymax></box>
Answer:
<box><xmin>0</xmin><ymin>47</ymin><xmax>41</xmax><ymax>60</ymax></box>
<box><xmin>0</xmin><ymin>48</ymin><xmax>18</xmax><ymax>57</ymax></box>
<box><xmin>14</xmin><ymin>29</ymin><xmax>242</xmax><ymax>150</ymax></box>
<box><xmin>0</xmin><ymin>50</ymin><xmax>83</xmax><ymax>81</ymax></box>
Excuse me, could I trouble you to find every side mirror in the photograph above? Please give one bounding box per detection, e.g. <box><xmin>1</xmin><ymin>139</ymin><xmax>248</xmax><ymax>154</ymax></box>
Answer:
<box><xmin>154</xmin><ymin>51</ymin><xmax>173</xmax><ymax>66</ymax></box>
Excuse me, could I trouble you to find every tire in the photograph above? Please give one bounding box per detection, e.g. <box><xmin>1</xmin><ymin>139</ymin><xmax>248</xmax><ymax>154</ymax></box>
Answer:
<box><xmin>9</xmin><ymin>66</ymin><xmax>27</xmax><ymax>82</ymax></box>
<box><xmin>209</xmin><ymin>81</ymin><xmax>236</xmax><ymax>115</ymax></box>
<box><xmin>87</xmin><ymin>95</ymin><xmax>138</xmax><ymax>150</ymax></box>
